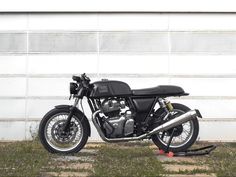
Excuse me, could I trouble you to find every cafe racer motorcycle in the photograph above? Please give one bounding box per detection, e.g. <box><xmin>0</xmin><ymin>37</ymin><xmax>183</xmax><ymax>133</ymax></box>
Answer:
<box><xmin>39</xmin><ymin>73</ymin><xmax>202</xmax><ymax>154</ymax></box>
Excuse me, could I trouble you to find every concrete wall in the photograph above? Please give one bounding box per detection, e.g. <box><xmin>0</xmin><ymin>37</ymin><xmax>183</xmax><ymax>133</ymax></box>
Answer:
<box><xmin>1</xmin><ymin>0</ymin><xmax>236</xmax><ymax>12</ymax></box>
<box><xmin>0</xmin><ymin>13</ymin><xmax>236</xmax><ymax>141</ymax></box>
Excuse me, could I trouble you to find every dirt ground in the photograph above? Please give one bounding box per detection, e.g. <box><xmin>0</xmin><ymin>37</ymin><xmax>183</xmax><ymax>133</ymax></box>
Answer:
<box><xmin>0</xmin><ymin>141</ymin><xmax>235</xmax><ymax>177</ymax></box>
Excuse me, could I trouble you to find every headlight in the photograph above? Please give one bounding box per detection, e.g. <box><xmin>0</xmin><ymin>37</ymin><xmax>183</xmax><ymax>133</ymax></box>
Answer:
<box><xmin>70</xmin><ymin>82</ymin><xmax>78</xmax><ymax>94</ymax></box>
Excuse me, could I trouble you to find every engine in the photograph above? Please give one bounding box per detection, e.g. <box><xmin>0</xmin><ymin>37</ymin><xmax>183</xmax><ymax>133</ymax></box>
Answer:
<box><xmin>100</xmin><ymin>99</ymin><xmax>134</xmax><ymax>138</ymax></box>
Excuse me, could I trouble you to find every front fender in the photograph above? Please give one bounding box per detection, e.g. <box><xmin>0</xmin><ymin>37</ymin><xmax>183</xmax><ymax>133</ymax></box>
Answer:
<box><xmin>55</xmin><ymin>105</ymin><xmax>91</xmax><ymax>136</ymax></box>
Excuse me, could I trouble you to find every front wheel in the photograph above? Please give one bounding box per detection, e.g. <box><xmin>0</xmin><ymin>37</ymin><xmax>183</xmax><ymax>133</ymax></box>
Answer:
<box><xmin>152</xmin><ymin>103</ymin><xmax>199</xmax><ymax>152</ymax></box>
<box><xmin>39</xmin><ymin>108</ymin><xmax>89</xmax><ymax>153</ymax></box>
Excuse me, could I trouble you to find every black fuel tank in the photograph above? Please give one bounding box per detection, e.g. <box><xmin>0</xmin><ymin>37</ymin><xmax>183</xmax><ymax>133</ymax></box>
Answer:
<box><xmin>90</xmin><ymin>80</ymin><xmax>132</xmax><ymax>98</ymax></box>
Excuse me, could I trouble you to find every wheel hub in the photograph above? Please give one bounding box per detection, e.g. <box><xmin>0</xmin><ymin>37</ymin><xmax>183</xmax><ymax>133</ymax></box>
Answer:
<box><xmin>51</xmin><ymin>120</ymin><xmax>78</xmax><ymax>144</ymax></box>
<box><xmin>166</xmin><ymin>125</ymin><xmax>183</xmax><ymax>137</ymax></box>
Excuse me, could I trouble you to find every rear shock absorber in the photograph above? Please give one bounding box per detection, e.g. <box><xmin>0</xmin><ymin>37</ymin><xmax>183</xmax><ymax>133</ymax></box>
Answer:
<box><xmin>165</xmin><ymin>99</ymin><xmax>174</xmax><ymax>112</ymax></box>
<box><xmin>158</xmin><ymin>98</ymin><xmax>173</xmax><ymax>121</ymax></box>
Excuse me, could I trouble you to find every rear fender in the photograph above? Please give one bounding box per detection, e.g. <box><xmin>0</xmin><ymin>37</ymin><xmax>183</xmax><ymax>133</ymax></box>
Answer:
<box><xmin>55</xmin><ymin>105</ymin><xmax>91</xmax><ymax>136</ymax></box>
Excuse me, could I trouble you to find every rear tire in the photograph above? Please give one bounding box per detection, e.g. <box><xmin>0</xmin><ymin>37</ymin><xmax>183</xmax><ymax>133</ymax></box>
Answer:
<box><xmin>39</xmin><ymin>108</ymin><xmax>89</xmax><ymax>154</ymax></box>
<box><xmin>151</xmin><ymin>103</ymin><xmax>199</xmax><ymax>152</ymax></box>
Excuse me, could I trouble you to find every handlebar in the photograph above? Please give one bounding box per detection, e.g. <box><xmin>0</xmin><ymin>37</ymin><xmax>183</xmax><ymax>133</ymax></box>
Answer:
<box><xmin>81</xmin><ymin>73</ymin><xmax>90</xmax><ymax>82</ymax></box>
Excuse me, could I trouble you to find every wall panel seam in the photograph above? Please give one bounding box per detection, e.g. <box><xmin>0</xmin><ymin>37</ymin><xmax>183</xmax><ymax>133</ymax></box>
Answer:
<box><xmin>2</xmin><ymin>73</ymin><xmax>236</xmax><ymax>78</ymax></box>
<box><xmin>3</xmin><ymin>30</ymin><xmax>236</xmax><ymax>33</ymax></box>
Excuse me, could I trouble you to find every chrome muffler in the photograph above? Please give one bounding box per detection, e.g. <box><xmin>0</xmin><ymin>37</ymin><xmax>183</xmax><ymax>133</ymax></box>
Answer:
<box><xmin>146</xmin><ymin>109</ymin><xmax>202</xmax><ymax>136</ymax></box>
<box><xmin>92</xmin><ymin>109</ymin><xmax>201</xmax><ymax>142</ymax></box>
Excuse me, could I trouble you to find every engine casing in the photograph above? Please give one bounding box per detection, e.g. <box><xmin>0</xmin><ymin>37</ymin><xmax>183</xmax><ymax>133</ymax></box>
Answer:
<box><xmin>101</xmin><ymin>99</ymin><xmax>124</xmax><ymax>114</ymax></box>
<box><xmin>100</xmin><ymin>99</ymin><xmax>134</xmax><ymax>138</ymax></box>
<box><xmin>103</xmin><ymin>115</ymin><xmax>126</xmax><ymax>137</ymax></box>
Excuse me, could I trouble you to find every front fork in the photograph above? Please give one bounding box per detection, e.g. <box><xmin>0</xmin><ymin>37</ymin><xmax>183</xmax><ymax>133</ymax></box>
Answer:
<box><xmin>63</xmin><ymin>98</ymin><xmax>80</xmax><ymax>131</ymax></box>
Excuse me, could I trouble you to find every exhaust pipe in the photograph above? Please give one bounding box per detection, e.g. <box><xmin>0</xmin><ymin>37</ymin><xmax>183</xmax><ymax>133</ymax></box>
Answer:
<box><xmin>146</xmin><ymin>109</ymin><xmax>201</xmax><ymax>136</ymax></box>
<box><xmin>92</xmin><ymin>109</ymin><xmax>201</xmax><ymax>142</ymax></box>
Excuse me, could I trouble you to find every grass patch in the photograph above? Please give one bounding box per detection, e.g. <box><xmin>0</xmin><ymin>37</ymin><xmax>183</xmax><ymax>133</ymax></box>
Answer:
<box><xmin>45</xmin><ymin>166</ymin><xmax>92</xmax><ymax>173</ymax></box>
<box><xmin>1</xmin><ymin>140</ymin><xmax>235</xmax><ymax>177</ymax></box>
<box><xmin>204</xmin><ymin>143</ymin><xmax>236</xmax><ymax>177</ymax></box>
<box><xmin>0</xmin><ymin>141</ymin><xmax>50</xmax><ymax>177</ymax></box>
<box><xmin>91</xmin><ymin>144</ymin><xmax>165</xmax><ymax>177</ymax></box>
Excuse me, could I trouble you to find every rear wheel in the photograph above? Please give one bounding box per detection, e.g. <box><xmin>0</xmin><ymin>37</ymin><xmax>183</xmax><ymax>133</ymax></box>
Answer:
<box><xmin>39</xmin><ymin>108</ymin><xmax>89</xmax><ymax>154</ymax></box>
<box><xmin>151</xmin><ymin>103</ymin><xmax>199</xmax><ymax>152</ymax></box>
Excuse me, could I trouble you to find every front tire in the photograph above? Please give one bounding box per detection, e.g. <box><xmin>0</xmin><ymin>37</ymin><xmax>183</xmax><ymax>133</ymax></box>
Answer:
<box><xmin>39</xmin><ymin>108</ymin><xmax>89</xmax><ymax>154</ymax></box>
<box><xmin>152</xmin><ymin>103</ymin><xmax>199</xmax><ymax>152</ymax></box>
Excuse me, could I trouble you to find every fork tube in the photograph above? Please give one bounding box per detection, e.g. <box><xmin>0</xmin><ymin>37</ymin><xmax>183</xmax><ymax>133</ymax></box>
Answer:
<box><xmin>63</xmin><ymin>98</ymin><xmax>80</xmax><ymax>131</ymax></box>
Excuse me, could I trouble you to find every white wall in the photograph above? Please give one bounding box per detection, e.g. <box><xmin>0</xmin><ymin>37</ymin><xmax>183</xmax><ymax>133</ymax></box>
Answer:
<box><xmin>0</xmin><ymin>13</ymin><xmax>236</xmax><ymax>141</ymax></box>
<box><xmin>1</xmin><ymin>0</ymin><xmax>236</xmax><ymax>12</ymax></box>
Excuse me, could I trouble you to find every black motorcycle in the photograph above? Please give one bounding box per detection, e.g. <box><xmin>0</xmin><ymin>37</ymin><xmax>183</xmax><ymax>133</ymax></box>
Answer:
<box><xmin>39</xmin><ymin>73</ymin><xmax>202</xmax><ymax>153</ymax></box>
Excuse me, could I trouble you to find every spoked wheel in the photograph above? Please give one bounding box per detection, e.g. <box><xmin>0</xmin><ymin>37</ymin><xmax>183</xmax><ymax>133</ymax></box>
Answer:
<box><xmin>39</xmin><ymin>108</ymin><xmax>89</xmax><ymax>153</ymax></box>
<box><xmin>152</xmin><ymin>103</ymin><xmax>199</xmax><ymax>152</ymax></box>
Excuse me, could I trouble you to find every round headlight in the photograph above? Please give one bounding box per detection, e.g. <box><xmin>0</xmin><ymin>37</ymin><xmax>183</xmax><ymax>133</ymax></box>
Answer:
<box><xmin>70</xmin><ymin>82</ymin><xmax>78</xmax><ymax>94</ymax></box>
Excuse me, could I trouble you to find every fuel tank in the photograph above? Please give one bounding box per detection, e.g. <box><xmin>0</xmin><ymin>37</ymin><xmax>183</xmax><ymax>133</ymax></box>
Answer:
<box><xmin>89</xmin><ymin>80</ymin><xmax>132</xmax><ymax>98</ymax></box>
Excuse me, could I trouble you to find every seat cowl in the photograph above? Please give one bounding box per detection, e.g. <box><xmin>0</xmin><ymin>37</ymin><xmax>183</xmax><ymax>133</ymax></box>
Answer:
<box><xmin>132</xmin><ymin>85</ymin><xmax>187</xmax><ymax>96</ymax></box>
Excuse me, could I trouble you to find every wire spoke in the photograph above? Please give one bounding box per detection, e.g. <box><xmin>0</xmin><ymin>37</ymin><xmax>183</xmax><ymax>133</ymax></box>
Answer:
<box><xmin>158</xmin><ymin>108</ymin><xmax>195</xmax><ymax>148</ymax></box>
<box><xmin>44</xmin><ymin>113</ymin><xmax>83</xmax><ymax>151</ymax></box>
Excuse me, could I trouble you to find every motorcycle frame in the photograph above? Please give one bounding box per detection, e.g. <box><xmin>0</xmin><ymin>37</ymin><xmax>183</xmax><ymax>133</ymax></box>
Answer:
<box><xmin>87</xmin><ymin>95</ymin><xmax>167</xmax><ymax>122</ymax></box>
<box><xmin>66</xmin><ymin>95</ymin><xmax>174</xmax><ymax>142</ymax></box>
<box><xmin>63</xmin><ymin>74</ymin><xmax>196</xmax><ymax>142</ymax></box>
